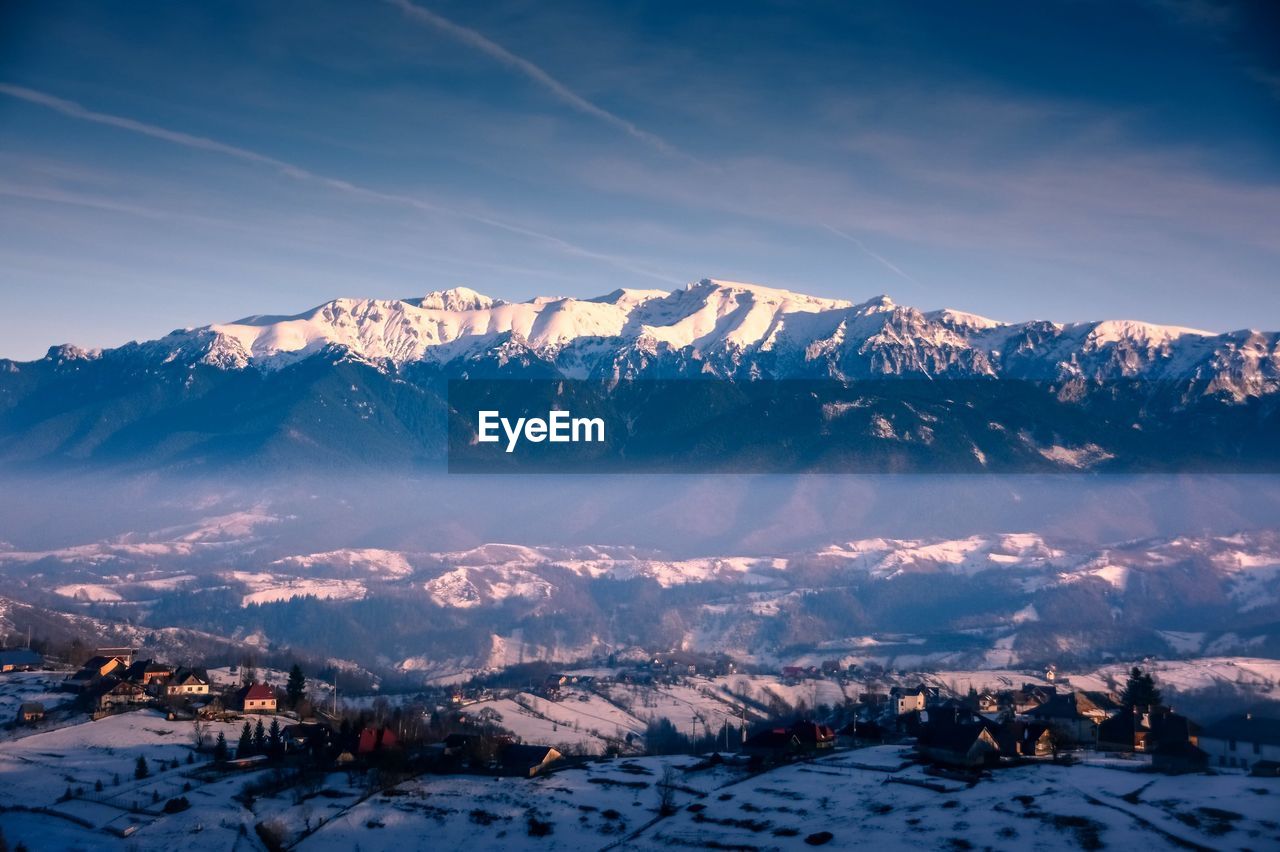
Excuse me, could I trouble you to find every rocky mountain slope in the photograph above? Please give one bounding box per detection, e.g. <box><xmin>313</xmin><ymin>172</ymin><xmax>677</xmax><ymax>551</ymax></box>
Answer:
<box><xmin>2</xmin><ymin>279</ymin><xmax>1277</xmax><ymax>470</ymax></box>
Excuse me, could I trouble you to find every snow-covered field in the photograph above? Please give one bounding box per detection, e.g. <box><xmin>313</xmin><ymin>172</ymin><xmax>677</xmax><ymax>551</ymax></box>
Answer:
<box><xmin>0</xmin><ymin>709</ymin><xmax>267</xmax><ymax>847</ymax></box>
<box><xmin>2</xmin><ymin>702</ymin><xmax>1279</xmax><ymax>851</ymax></box>
<box><xmin>0</xmin><ymin>672</ymin><xmax>72</xmax><ymax>721</ymax></box>
<box><xmin>8</xmin><ymin>744</ymin><xmax>1257</xmax><ymax>852</ymax></box>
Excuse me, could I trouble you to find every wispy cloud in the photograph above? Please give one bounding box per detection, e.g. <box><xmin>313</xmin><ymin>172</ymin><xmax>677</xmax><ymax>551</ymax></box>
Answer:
<box><xmin>385</xmin><ymin>0</ymin><xmax>681</xmax><ymax>157</ymax></box>
<box><xmin>0</xmin><ymin>83</ymin><xmax>679</xmax><ymax>284</ymax></box>
<box><xmin>821</xmin><ymin>224</ymin><xmax>920</xmax><ymax>285</ymax></box>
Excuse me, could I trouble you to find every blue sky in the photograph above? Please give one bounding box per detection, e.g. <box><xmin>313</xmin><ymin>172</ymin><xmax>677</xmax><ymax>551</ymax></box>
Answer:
<box><xmin>1</xmin><ymin>0</ymin><xmax>1278</xmax><ymax>359</ymax></box>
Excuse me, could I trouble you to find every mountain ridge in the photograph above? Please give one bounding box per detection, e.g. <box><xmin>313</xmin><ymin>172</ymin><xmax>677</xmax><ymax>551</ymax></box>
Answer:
<box><xmin>9</xmin><ymin>277</ymin><xmax>1276</xmax><ymax>394</ymax></box>
<box><xmin>2</xmin><ymin>278</ymin><xmax>1277</xmax><ymax>471</ymax></box>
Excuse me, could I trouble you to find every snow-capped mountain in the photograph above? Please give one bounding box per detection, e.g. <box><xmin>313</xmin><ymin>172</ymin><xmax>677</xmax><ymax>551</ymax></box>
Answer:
<box><xmin>2</xmin><ymin>278</ymin><xmax>1277</xmax><ymax>470</ymax></box>
<box><xmin>46</xmin><ymin>278</ymin><xmax>1279</xmax><ymax>392</ymax></box>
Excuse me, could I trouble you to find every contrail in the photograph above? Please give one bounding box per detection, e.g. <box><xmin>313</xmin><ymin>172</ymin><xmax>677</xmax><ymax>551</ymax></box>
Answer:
<box><xmin>385</xmin><ymin>0</ymin><xmax>679</xmax><ymax>156</ymax></box>
<box><xmin>0</xmin><ymin>83</ymin><xmax>679</xmax><ymax>284</ymax></box>
<box><xmin>822</xmin><ymin>223</ymin><xmax>920</xmax><ymax>285</ymax></box>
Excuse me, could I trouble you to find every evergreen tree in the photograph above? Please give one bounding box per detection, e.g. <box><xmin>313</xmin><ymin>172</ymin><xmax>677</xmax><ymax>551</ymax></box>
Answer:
<box><xmin>253</xmin><ymin>719</ymin><xmax>267</xmax><ymax>752</ymax></box>
<box><xmin>237</xmin><ymin>721</ymin><xmax>253</xmax><ymax>757</ymax></box>
<box><xmin>213</xmin><ymin>730</ymin><xmax>229</xmax><ymax>762</ymax></box>
<box><xmin>1120</xmin><ymin>666</ymin><xmax>1163</xmax><ymax>708</ymax></box>
<box><xmin>286</xmin><ymin>663</ymin><xmax>306</xmax><ymax>708</ymax></box>
<box><xmin>134</xmin><ymin>755</ymin><xmax>149</xmax><ymax>780</ymax></box>
<box><xmin>268</xmin><ymin>718</ymin><xmax>283</xmax><ymax>758</ymax></box>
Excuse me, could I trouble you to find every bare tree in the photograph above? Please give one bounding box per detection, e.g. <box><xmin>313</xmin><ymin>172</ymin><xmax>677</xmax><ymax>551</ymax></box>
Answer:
<box><xmin>192</xmin><ymin>717</ymin><xmax>208</xmax><ymax>751</ymax></box>
<box><xmin>658</xmin><ymin>765</ymin><xmax>678</xmax><ymax>816</ymax></box>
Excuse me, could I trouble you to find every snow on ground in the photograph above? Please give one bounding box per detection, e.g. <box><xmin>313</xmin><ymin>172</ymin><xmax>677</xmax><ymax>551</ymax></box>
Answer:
<box><xmin>1067</xmin><ymin>657</ymin><xmax>1280</xmax><ymax>696</ymax></box>
<box><xmin>260</xmin><ymin>746</ymin><xmax>1280</xmax><ymax>852</ymax></box>
<box><xmin>0</xmin><ymin>709</ymin><xmax>277</xmax><ymax>851</ymax></box>
<box><xmin>0</xmin><ymin>710</ymin><xmax>248</xmax><ymax>806</ymax></box>
<box><xmin>424</xmin><ymin>566</ymin><xmax>555</xmax><ymax>608</ymax></box>
<box><xmin>53</xmin><ymin>583</ymin><xmax>123</xmax><ymax>602</ymax></box>
<box><xmin>0</xmin><ymin>671</ymin><xmax>73</xmax><ymax>722</ymax></box>
<box><xmin>293</xmin><ymin>754</ymin><xmax>738</xmax><ymax>852</ymax></box>
<box><xmin>628</xmin><ymin>747</ymin><xmax>1280</xmax><ymax>852</ymax></box>
<box><xmin>270</xmin><ymin>548</ymin><xmax>415</xmax><ymax>578</ymax></box>
<box><xmin>3</xmin><ymin>712</ymin><xmax>1279</xmax><ymax>851</ymax></box>
<box><xmin>224</xmin><ymin>571</ymin><xmax>367</xmax><ymax>607</ymax></box>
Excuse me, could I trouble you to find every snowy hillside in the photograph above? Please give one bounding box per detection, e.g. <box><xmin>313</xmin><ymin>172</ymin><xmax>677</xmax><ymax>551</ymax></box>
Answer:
<box><xmin>5</xmin><ymin>498</ymin><xmax>1280</xmax><ymax>679</ymax></box>
<box><xmin>4</xmin><ymin>729</ymin><xmax>1278</xmax><ymax>852</ymax></box>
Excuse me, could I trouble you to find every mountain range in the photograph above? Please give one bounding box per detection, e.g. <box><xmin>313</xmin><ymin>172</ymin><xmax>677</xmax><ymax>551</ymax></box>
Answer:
<box><xmin>3</xmin><ymin>502</ymin><xmax>1278</xmax><ymax>678</ymax></box>
<box><xmin>2</xmin><ymin>278</ymin><xmax>1278</xmax><ymax>470</ymax></box>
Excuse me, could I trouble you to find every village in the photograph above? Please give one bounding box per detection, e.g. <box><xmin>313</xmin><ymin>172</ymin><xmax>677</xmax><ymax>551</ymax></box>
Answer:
<box><xmin>1</xmin><ymin>644</ymin><xmax>1279</xmax><ymax>850</ymax></box>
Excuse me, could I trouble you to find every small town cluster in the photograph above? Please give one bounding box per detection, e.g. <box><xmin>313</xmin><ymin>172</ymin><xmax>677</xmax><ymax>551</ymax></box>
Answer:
<box><xmin>4</xmin><ymin>644</ymin><xmax>1279</xmax><ymax>784</ymax></box>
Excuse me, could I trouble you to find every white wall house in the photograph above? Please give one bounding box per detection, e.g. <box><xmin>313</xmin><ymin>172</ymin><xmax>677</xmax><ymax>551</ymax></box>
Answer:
<box><xmin>1198</xmin><ymin>714</ymin><xmax>1280</xmax><ymax>771</ymax></box>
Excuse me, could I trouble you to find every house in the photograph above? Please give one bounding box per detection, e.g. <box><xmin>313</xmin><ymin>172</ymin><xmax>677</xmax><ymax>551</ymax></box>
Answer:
<box><xmin>916</xmin><ymin>723</ymin><xmax>1002</xmax><ymax>768</ymax></box>
<box><xmin>977</xmin><ymin>692</ymin><xmax>1003</xmax><ymax>715</ymax></box>
<box><xmin>1010</xmin><ymin>722</ymin><xmax>1054</xmax><ymax>757</ymax></box>
<box><xmin>97</xmin><ymin>679</ymin><xmax>149</xmax><ymax>711</ymax></box>
<box><xmin>1027</xmin><ymin>691</ymin><xmax>1106</xmax><ymax>745</ymax></box>
<box><xmin>1010</xmin><ymin>684</ymin><xmax>1056</xmax><ymax>714</ymax></box>
<box><xmin>237</xmin><ymin>682</ymin><xmax>278</xmax><ymax>713</ymax></box>
<box><xmin>1198</xmin><ymin>714</ymin><xmax>1280</xmax><ymax>772</ymax></box>
<box><xmin>1098</xmin><ymin>706</ymin><xmax>1198</xmax><ymax>754</ymax></box>
<box><xmin>357</xmin><ymin>726</ymin><xmax>399</xmax><ymax>755</ymax></box>
<box><xmin>498</xmin><ymin>743</ymin><xmax>562</xmax><ymax>777</ymax></box>
<box><xmin>0</xmin><ymin>648</ymin><xmax>42</xmax><ymax>672</ymax></box>
<box><xmin>16</xmin><ymin>701</ymin><xmax>44</xmax><ymax>724</ymax></box>
<box><xmin>744</xmin><ymin>721</ymin><xmax>836</xmax><ymax>756</ymax></box>
<box><xmin>97</xmin><ymin>647</ymin><xmax>136</xmax><ymax>664</ymax></box>
<box><xmin>165</xmin><ymin>668</ymin><xmax>210</xmax><ymax>697</ymax></box>
<box><xmin>121</xmin><ymin>659</ymin><xmax>177</xmax><ymax>686</ymax></box>
<box><xmin>890</xmin><ymin>685</ymin><xmax>935</xmax><ymax>716</ymax></box>
<box><xmin>68</xmin><ymin>655</ymin><xmax>126</xmax><ymax>688</ymax></box>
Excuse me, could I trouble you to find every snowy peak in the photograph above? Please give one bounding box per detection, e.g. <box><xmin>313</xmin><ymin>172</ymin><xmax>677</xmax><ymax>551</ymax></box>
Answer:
<box><xmin>19</xmin><ymin>278</ymin><xmax>1280</xmax><ymax>402</ymax></box>
<box><xmin>412</xmin><ymin>287</ymin><xmax>496</xmax><ymax>312</ymax></box>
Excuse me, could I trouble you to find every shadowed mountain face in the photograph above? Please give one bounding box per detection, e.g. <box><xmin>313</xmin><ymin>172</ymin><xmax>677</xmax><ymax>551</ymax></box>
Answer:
<box><xmin>1</xmin><ymin>279</ymin><xmax>1278</xmax><ymax>471</ymax></box>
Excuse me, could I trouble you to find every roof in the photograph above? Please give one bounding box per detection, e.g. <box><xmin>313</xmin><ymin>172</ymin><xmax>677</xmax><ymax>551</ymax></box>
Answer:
<box><xmin>1030</xmin><ymin>692</ymin><xmax>1102</xmax><ymax>719</ymax></box>
<box><xmin>920</xmin><ymin>723</ymin><xmax>998</xmax><ymax>753</ymax></box>
<box><xmin>745</xmin><ymin>729</ymin><xmax>798</xmax><ymax>749</ymax></box>
<box><xmin>1200</xmin><ymin>715</ymin><xmax>1280</xmax><ymax>747</ymax></box>
<box><xmin>240</xmin><ymin>683</ymin><xmax>276</xmax><ymax>701</ymax></box>
<box><xmin>107</xmin><ymin>680</ymin><xmax>145</xmax><ymax>694</ymax></box>
<box><xmin>172</xmin><ymin>668</ymin><xmax>209</xmax><ymax>684</ymax></box>
<box><xmin>0</xmin><ymin>649</ymin><xmax>42</xmax><ymax>665</ymax></box>
<box><xmin>500</xmin><ymin>744</ymin><xmax>559</xmax><ymax>769</ymax></box>
<box><xmin>18</xmin><ymin>701</ymin><xmax>44</xmax><ymax>713</ymax></box>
